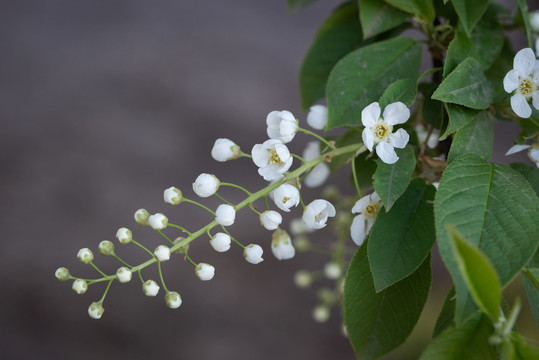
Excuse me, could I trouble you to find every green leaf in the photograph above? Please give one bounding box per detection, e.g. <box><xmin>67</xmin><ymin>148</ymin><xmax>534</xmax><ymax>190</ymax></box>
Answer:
<box><xmin>516</xmin><ymin>0</ymin><xmax>533</xmax><ymax>48</ymax></box>
<box><xmin>433</xmin><ymin>287</ymin><xmax>456</xmax><ymax>338</ymax></box>
<box><xmin>485</xmin><ymin>37</ymin><xmax>514</xmax><ymax>96</ymax></box>
<box><xmin>467</xmin><ymin>6</ymin><xmax>504</xmax><ymax>70</ymax></box>
<box><xmin>447</xmin><ymin>226</ymin><xmax>501</xmax><ymax>321</ymax></box>
<box><xmin>419</xmin><ymin>83</ymin><xmax>445</xmax><ymax>129</ymax></box>
<box><xmin>344</xmin><ymin>243</ymin><xmax>431</xmax><ymax>359</ymax></box>
<box><xmin>511</xmin><ymin>332</ymin><xmax>539</xmax><ymax>358</ymax></box>
<box><xmin>447</xmin><ymin>111</ymin><xmax>493</xmax><ymax>163</ymax></box>
<box><xmin>372</xmin><ymin>145</ymin><xmax>416</xmax><ymax>211</ymax></box>
<box><xmin>287</xmin><ymin>0</ymin><xmax>318</xmax><ymax>13</ymax></box>
<box><xmin>432</xmin><ymin>57</ymin><xmax>493</xmax><ymax>110</ymax></box>
<box><xmin>379</xmin><ymin>78</ymin><xmax>417</xmax><ymax>108</ymax></box>
<box><xmin>359</xmin><ymin>0</ymin><xmax>409</xmax><ymax>39</ymax></box>
<box><xmin>522</xmin><ymin>269</ymin><xmax>539</xmax><ymax>331</ymax></box>
<box><xmin>327</xmin><ymin>37</ymin><xmax>422</xmax><ymax>129</ymax></box>
<box><xmin>439</xmin><ymin>104</ymin><xmax>480</xmax><ymax>141</ymax></box>
<box><xmin>353</xmin><ymin>151</ymin><xmax>378</xmax><ymax>193</ymax></box>
<box><xmin>384</xmin><ymin>0</ymin><xmax>435</xmax><ymax>22</ymax></box>
<box><xmin>420</xmin><ymin>313</ymin><xmax>496</xmax><ymax>360</ymax></box>
<box><xmin>300</xmin><ymin>2</ymin><xmax>363</xmax><ymax>109</ymax></box>
<box><xmin>368</xmin><ymin>179</ymin><xmax>436</xmax><ymax>291</ymax></box>
<box><xmin>443</xmin><ymin>30</ymin><xmax>478</xmax><ymax>78</ymax></box>
<box><xmin>516</xmin><ymin>116</ymin><xmax>539</xmax><ymax>142</ymax></box>
<box><xmin>450</xmin><ymin>0</ymin><xmax>489</xmax><ymax>35</ymax></box>
<box><xmin>510</xmin><ymin>163</ymin><xmax>539</xmax><ymax>197</ymax></box>
<box><xmin>435</xmin><ymin>154</ymin><xmax>539</xmax><ymax>324</ymax></box>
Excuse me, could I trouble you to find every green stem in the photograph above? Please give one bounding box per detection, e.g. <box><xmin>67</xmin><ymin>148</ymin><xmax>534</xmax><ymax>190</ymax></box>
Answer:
<box><xmin>89</xmin><ymin>262</ymin><xmax>107</xmax><ymax>277</ymax></box>
<box><xmin>220</xmin><ymin>182</ymin><xmax>252</xmax><ymax>196</ymax></box>
<box><xmin>292</xmin><ymin>153</ymin><xmax>306</xmax><ymax>164</ymax></box>
<box><xmin>168</xmin><ymin>223</ymin><xmax>192</xmax><ymax>235</ymax></box>
<box><xmin>240</xmin><ymin>152</ymin><xmax>252</xmax><ymax>159</ymax></box>
<box><xmin>214</xmin><ymin>192</ymin><xmax>232</xmax><ymax>205</ymax></box>
<box><xmin>157</xmin><ymin>230</ymin><xmax>174</xmax><ymax>246</ymax></box>
<box><xmin>99</xmin><ymin>280</ymin><xmax>113</xmax><ymax>303</ymax></box>
<box><xmin>157</xmin><ymin>261</ymin><xmax>169</xmax><ymax>293</ymax></box>
<box><xmin>351</xmin><ymin>154</ymin><xmax>362</xmax><ymax>198</ymax></box>
<box><xmin>112</xmin><ymin>254</ymin><xmax>132</xmax><ymax>268</ymax></box>
<box><xmin>249</xmin><ymin>203</ymin><xmax>261</xmax><ymax>215</ymax></box>
<box><xmin>131</xmin><ymin>239</ymin><xmax>156</xmax><ymax>259</ymax></box>
<box><xmin>220</xmin><ymin>225</ymin><xmax>245</xmax><ymax>248</ymax></box>
<box><xmin>183</xmin><ymin>198</ymin><xmax>216</xmax><ymax>216</ymax></box>
<box><xmin>137</xmin><ymin>270</ymin><xmax>144</xmax><ymax>283</ymax></box>
<box><xmin>184</xmin><ymin>253</ymin><xmax>197</xmax><ymax>267</ymax></box>
<box><xmin>298</xmin><ymin>127</ymin><xmax>335</xmax><ymax>150</ymax></box>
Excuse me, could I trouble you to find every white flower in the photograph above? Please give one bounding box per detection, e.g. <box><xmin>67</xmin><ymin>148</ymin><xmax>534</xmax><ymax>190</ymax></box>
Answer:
<box><xmin>116</xmin><ymin>227</ymin><xmax>132</xmax><ymax>244</ymax></box>
<box><xmin>116</xmin><ymin>267</ymin><xmax>132</xmax><ymax>283</ymax></box>
<box><xmin>211</xmin><ymin>138</ymin><xmax>241</xmax><ymax>162</ymax></box>
<box><xmin>134</xmin><ymin>208</ymin><xmax>150</xmax><ymax>226</ymax></box>
<box><xmin>215</xmin><ymin>204</ymin><xmax>236</xmax><ymax>226</ymax></box>
<box><xmin>210</xmin><ymin>232</ymin><xmax>231</xmax><ymax>252</ymax></box>
<box><xmin>350</xmin><ymin>192</ymin><xmax>382</xmax><ymax>246</ymax></box>
<box><xmin>503</xmin><ymin>48</ymin><xmax>539</xmax><ymax>118</ymax></box>
<box><xmin>294</xmin><ymin>270</ymin><xmax>312</xmax><ymax>288</ymax></box>
<box><xmin>361</xmin><ymin>101</ymin><xmax>410</xmax><ymax>164</ymax></box>
<box><xmin>154</xmin><ymin>245</ymin><xmax>170</xmax><ymax>262</ymax></box>
<box><xmin>148</xmin><ymin>213</ymin><xmax>168</xmax><ymax>230</ymax></box>
<box><xmin>88</xmin><ymin>302</ymin><xmax>104</xmax><ymax>320</ymax></box>
<box><xmin>251</xmin><ymin>139</ymin><xmax>293</xmax><ymax>181</ymax></box>
<box><xmin>72</xmin><ymin>279</ymin><xmax>88</xmax><ymax>294</ymax></box>
<box><xmin>98</xmin><ymin>240</ymin><xmax>114</xmax><ymax>256</ymax></box>
<box><xmin>164</xmin><ymin>186</ymin><xmax>183</xmax><ymax>205</ymax></box>
<box><xmin>192</xmin><ymin>173</ymin><xmax>220</xmax><ymax>198</ymax></box>
<box><xmin>307</xmin><ymin>105</ymin><xmax>328</xmax><ymax>130</ymax></box>
<box><xmin>415</xmin><ymin>124</ymin><xmax>440</xmax><ymax>149</ymax></box>
<box><xmin>165</xmin><ymin>291</ymin><xmax>182</xmax><ymax>309</ymax></box>
<box><xmin>302</xmin><ymin>141</ymin><xmax>330</xmax><ymax>188</ymax></box>
<box><xmin>531</xmin><ymin>11</ymin><xmax>539</xmax><ymax>33</ymax></box>
<box><xmin>244</xmin><ymin>244</ymin><xmax>264</xmax><ymax>264</ymax></box>
<box><xmin>323</xmin><ymin>262</ymin><xmax>342</xmax><ymax>280</ymax></box>
<box><xmin>55</xmin><ymin>267</ymin><xmax>70</xmax><ymax>281</ymax></box>
<box><xmin>505</xmin><ymin>143</ymin><xmax>539</xmax><ymax>167</ymax></box>
<box><xmin>303</xmin><ymin>199</ymin><xmax>336</xmax><ymax>230</ymax></box>
<box><xmin>266</xmin><ymin>110</ymin><xmax>298</xmax><ymax>143</ymax></box>
<box><xmin>273</xmin><ymin>184</ymin><xmax>300</xmax><ymax>212</ymax></box>
<box><xmin>142</xmin><ymin>280</ymin><xmax>160</xmax><ymax>297</ymax></box>
<box><xmin>260</xmin><ymin>210</ymin><xmax>282</xmax><ymax>230</ymax></box>
<box><xmin>271</xmin><ymin>229</ymin><xmax>295</xmax><ymax>260</ymax></box>
<box><xmin>77</xmin><ymin>248</ymin><xmax>93</xmax><ymax>264</ymax></box>
<box><xmin>195</xmin><ymin>263</ymin><xmax>215</xmax><ymax>281</ymax></box>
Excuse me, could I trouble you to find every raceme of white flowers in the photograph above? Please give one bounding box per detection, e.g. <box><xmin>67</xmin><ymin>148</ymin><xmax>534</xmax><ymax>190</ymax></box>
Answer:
<box><xmin>503</xmin><ymin>47</ymin><xmax>539</xmax><ymax>118</ymax></box>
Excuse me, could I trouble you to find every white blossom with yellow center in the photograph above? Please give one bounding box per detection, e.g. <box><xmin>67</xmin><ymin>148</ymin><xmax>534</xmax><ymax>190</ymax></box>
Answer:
<box><xmin>350</xmin><ymin>191</ymin><xmax>382</xmax><ymax>246</ymax></box>
<box><xmin>251</xmin><ymin>139</ymin><xmax>293</xmax><ymax>181</ymax></box>
<box><xmin>503</xmin><ymin>48</ymin><xmax>539</xmax><ymax>118</ymax></box>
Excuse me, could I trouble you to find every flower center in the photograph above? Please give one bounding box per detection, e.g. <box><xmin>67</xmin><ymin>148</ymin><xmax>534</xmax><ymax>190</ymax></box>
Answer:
<box><xmin>373</xmin><ymin>120</ymin><xmax>392</xmax><ymax>142</ymax></box>
<box><xmin>364</xmin><ymin>201</ymin><xmax>381</xmax><ymax>221</ymax></box>
<box><xmin>269</xmin><ymin>149</ymin><xmax>283</xmax><ymax>165</ymax></box>
<box><xmin>519</xmin><ymin>77</ymin><xmax>535</xmax><ymax>97</ymax></box>
<box><xmin>282</xmin><ymin>196</ymin><xmax>290</xmax><ymax>204</ymax></box>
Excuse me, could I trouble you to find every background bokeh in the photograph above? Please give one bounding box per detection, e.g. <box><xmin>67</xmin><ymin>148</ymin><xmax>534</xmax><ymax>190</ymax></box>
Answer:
<box><xmin>0</xmin><ymin>1</ymin><xmax>536</xmax><ymax>359</ymax></box>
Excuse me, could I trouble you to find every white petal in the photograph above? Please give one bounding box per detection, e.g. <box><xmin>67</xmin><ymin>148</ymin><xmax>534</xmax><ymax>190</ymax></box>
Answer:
<box><xmin>258</xmin><ymin>165</ymin><xmax>283</xmax><ymax>181</ymax></box>
<box><xmin>389</xmin><ymin>128</ymin><xmax>409</xmax><ymax>149</ymax></box>
<box><xmin>362</xmin><ymin>128</ymin><xmax>374</xmax><ymax>151</ymax></box>
<box><xmin>251</xmin><ymin>144</ymin><xmax>269</xmax><ymax>167</ymax></box>
<box><xmin>350</xmin><ymin>215</ymin><xmax>366</xmax><ymax>246</ymax></box>
<box><xmin>266</xmin><ymin>111</ymin><xmax>280</xmax><ymax>126</ymax></box>
<box><xmin>505</xmin><ymin>144</ymin><xmax>530</xmax><ymax>156</ymax></box>
<box><xmin>370</xmin><ymin>191</ymin><xmax>381</xmax><ymax>203</ymax></box>
<box><xmin>280</xmin><ymin>156</ymin><xmax>293</xmax><ymax>173</ymax></box>
<box><xmin>302</xmin><ymin>141</ymin><xmax>321</xmax><ymax>161</ymax></box>
<box><xmin>536</xmin><ymin>38</ymin><xmax>539</xmax><ymax>57</ymax></box>
<box><xmin>274</xmin><ymin>143</ymin><xmax>291</xmax><ymax>162</ymax></box>
<box><xmin>267</xmin><ymin>127</ymin><xmax>281</xmax><ymax>140</ymax></box>
<box><xmin>361</xmin><ymin>102</ymin><xmax>380</xmax><ymax>128</ymax></box>
<box><xmin>533</xmin><ymin>92</ymin><xmax>539</xmax><ymax>111</ymax></box>
<box><xmin>383</xmin><ymin>102</ymin><xmax>410</xmax><ymax>125</ymax></box>
<box><xmin>307</xmin><ymin>105</ymin><xmax>328</xmax><ymax>130</ymax></box>
<box><xmin>503</xmin><ymin>69</ymin><xmax>519</xmax><ymax>93</ymax></box>
<box><xmin>528</xmin><ymin>148</ymin><xmax>539</xmax><ymax>165</ymax></box>
<box><xmin>511</xmin><ymin>93</ymin><xmax>532</xmax><ymax>118</ymax></box>
<box><xmin>351</xmin><ymin>195</ymin><xmax>370</xmax><ymax>214</ymax></box>
<box><xmin>304</xmin><ymin>163</ymin><xmax>330</xmax><ymax>188</ymax></box>
<box><xmin>376</xmin><ymin>142</ymin><xmax>398</xmax><ymax>164</ymax></box>
<box><xmin>514</xmin><ymin>48</ymin><xmax>536</xmax><ymax>78</ymax></box>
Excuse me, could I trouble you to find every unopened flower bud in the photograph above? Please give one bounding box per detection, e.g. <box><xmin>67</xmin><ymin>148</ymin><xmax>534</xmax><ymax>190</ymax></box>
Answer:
<box><xmin>142</xmin><ymin>280</ymin><xmax>160</xmax><ymax>297</ymax></box>
<box><xmin>116</xmin><ymin>227</ymin><xmax>132</xmax><ymax>244</ymax></box>
<box><xmin>307</xmin><ymin>104</ymin><xmax>328</xmax><ymax>130</ymax></box>
<box><xmin>88</xmin><ymin>302</ymin><xmax>104</xmax><ymax>319</ymax></box>
<box><xmin>193</xmin><ymin>173</ymin><xmax>220</xmax><ymax>198</ymax></box>
<box><xmin>259</xmin><ymin>210</ymin><xmax>282</xmax><ymax>230</ymax></box>
<box><xmin>324</xmin><ymin>262</ymin><xmax>342</xmax><ymax>280</ymax></box>
<box><xmin>72</xmin><ymin>279</ymin><xmax>88</xmax><ymax>294</ymax></box>
<box><xmin>149</xmin><ymin>213</ymin><xmax>168</xmax><ymax>230</ymax></box>
<box><xmin>215</xmin><ymin>204</ymin><xmax>236</xmax><ymax>226</ymax></box>
<box><xmin>244</xmin><ymin>244</ymin><xmax>264</xmax><ymax>264</ymax></box>
<box><xmin>294</xmin><ymin>270</ymin><xmax>312</xmax><ymax>289</ymax></box>
<box><xmin>271</xmin><ymin>229</ymin><xmax>295</xmax><ymax>260</ymax></box>
<box><xmin>134</xmin><ymin>208</ymin><xmax>150</xmax><ymax>226</ymax></box>
<box><xmin>154</xmin><ymin>245</ymin><xmax>170</xmax><ymax>262</ymax></box>
<box><xmin>195</xmin><ymin>263</ymin><xmax>215</xmax><ymax>281</ymax></box>
<box><xmin>313</xmin><ymin>305</ymin><xmax>330</xmax><ymax>323</ymax></box>
<box><xmin>210</xmin><ymin>232</ymin><xmax>231</xmax><ymax>252</ymax></box>
<box><xmin>77</xmin><ymin>248</ymin><xmax>93</xmax><ymax>264</ymax></box>
<box><xmin>164</xmin><ymin>186</ymin><xmax>183</xmax><ymax>205</ymax></box>
<box><xmin>173</xmin><ymin>237</ymin><xmax>188</xmax><ymax>254</ymax></box>
<box><xmin>116</xmin><ymin>267</ymin><xmax>132</xmax><ymax>283</ymax></box>
<box><xmin>266</xmin><ymin>110</ymin><xmax>298</xmax><ymax>143</ymax></box>
<box><xmin>165</xmin><ymin>291</ymin><xmax>182</xmax><ymax>309</ymax></box>
<box><xmin>55</xmin><ymin>267</ymin><xmax>70</xmax><ymax>281</ymax></box>
<box><xmin>98</xmin><ymin>240</ymin><xmax>115</xmax><ymax>255</ymax></box>
<box><xmin>211</xmin><ymin>138</ymin><xmax>241</xmax><ymax>162</ymax></box>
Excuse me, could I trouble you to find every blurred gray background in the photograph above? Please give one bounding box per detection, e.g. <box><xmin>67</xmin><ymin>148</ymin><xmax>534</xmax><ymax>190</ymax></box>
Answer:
<box><xmin>0</xmin><ymin>1</ymin><xmax>536</xmax><ymax>360</ymax></box>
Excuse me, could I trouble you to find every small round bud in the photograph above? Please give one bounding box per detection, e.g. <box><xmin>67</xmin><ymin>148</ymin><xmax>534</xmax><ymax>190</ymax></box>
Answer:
<box><xmin>154</xmin><ymin>245</ymin><xmax>170</xmax><ymax>262</ymax></box>
<box><xmin>116</xmin><ymin>227</ymin><xmax>132</xmax><ymax>244</ymax></box>
<box><xmin>134</xmin><ymin>208</ymin><xmax>150</xmax><ymax>226</ymax></box>
<box><xmin>294</xmin><ymin>270</ymin><xmax>312</xmax><ymax>289</ymax></box>
<box><xmin>271</xmin><ymin>229</ymin><xmax>295</xmax><ymax>260</ymax></box>
<box><xmin>116</xmin><ymin>267</ymin><xmax>132</xmax><ymax>283</ymax></box>
<box><xmin>195</xmin><ymin>263</ymin><xmax>215</xmax><ymax>281</ymax></box>
<box><xmin>215</xmin><ymin>204</ymin><xmax>236</xmax><ymax>226</ymax></box>
<box><xmin>98</xmin><ymin>240</ymin><xmax>115</xmax><ymax>256</ymax></box>
<box><xmin>77</xmin><ymin>248</ymin><xmax>93</xmax><ymax>264</ymax></box>
<box><xmin>244</xmin><ymin>244</ymin><xmax>264</xmax><ymax>264</ymax></box>
<box><xmin>307</xmin><ymin>104</ymin><xmax>328</xmax><ymax>130</ymax></box>
<box><xmin>210</xmin><ymin>232</ymin><xmax>231</xmax><ymax>252</ymax></box>
<box><xmin>193</xmin><ymin>173</ymin><xmax>220</xmax><ymax>198</ymax></box>
<box><xmin>88</xmin><ymin>302</ymin><xmax>105</xmax><ymax>319</ymax></box>
<box><xmin>312</xmin><ymin>305</ymin><xmax>330</xmax><ymax>323</ymax></box>
<box><xmin>211</xmin><ymin>138</ymin><xmax>241</xmax><ymax>162</ymax></box>
<box><xmin>324</xmin><ymin>262</ymin><xmax>342</xmax><ymax>280</ymax></box>
<box><xmin>318</xmin><ymin>288</ymin><xmax>336</xmax><ymax>303</ymax></box>
<box><xmin>259</xmin><ymin>210</ymin><xmax>282</xmax><ymax>230</ymax></box>
<box><xmin>173</xmin><ymin>237</ymin><xmax>188</xmax><ymax>254</ymax></box>
<box><xmin>165</xmin><ymin>291</ymin><xmax>182</xmax><ymax>309</ymax></box>
<box><xmin>164</xmin><ymin>186</ymin><xmax>183</xmax><ymax>205</ymax></box>
<box><xmin>72</xmin><ymin>279</ymin><xmax>88</xmax><ymax>294</ymax></box>
<box><xmin>142</xmin><ymin>280</ymin><xmax>160</xmax><ymax>296</ymax></box>
<box><xmin>55</xmin><ymin>267</ymin><xmax>70</xmax><ymax>281</ymax></box>
<box><xmin>149</xmin><ymin>213</ymin><xmax>168</xmax><ymax>230</ymax></box>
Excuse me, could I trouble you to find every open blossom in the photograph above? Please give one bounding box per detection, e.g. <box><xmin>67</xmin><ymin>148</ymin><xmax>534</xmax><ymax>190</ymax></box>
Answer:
<box><xmin>350</xmin><ymin>192</ymin><xmax>382</xmax><ymax>246</ymax></box>
<box><xmin>266</xmin><ymin>110</ymin><xmax>298</xmax><ymax>143</ymax></box>
<box><xmin>195</xmin><ymin>263</ymin><xmax>215</xmax><ymax>281</ymax></box>
<box><xmin>244</xmin><ymin>244</ymin><xmax>264</xmax><ymax>264</ymax></box>
<box><xmin>164</xmin><ymin>186</ymin><xmax>183</xmax><ymax>205</ymax></box>
<box><xmin>192</xmin><ymin>173</ymin><xmax>220</xmax><ymax>198</ymax></box>
<box><xmin>303</xmin><ymin>199</ymin><xmax>336</xmax><ymax>230</ymax></box>
<box><xmin>215</xmin><ymin>204</ymin><xmax>236</xmax><ymax>226</ymax></box>
<box><xmin>211</xmin><ymin>138</ymin><xmax>241</xmax><ymax>162</ymax></box>
<box><xmin>210</xmin><ymin>232</ymin><xmax>231</xmax><ymax>252</ymax></box>
<box><xmin>362</xmin><ymin>101</ymin><xmax>410</xmax><ymax>164</ymax></box>
<box><xmin>271</xmin><ymin>229</ymin><xmax>295</xmax><ymax>260</ymax></box>
<box><xmin>251</xmin><ymin>139</ymin><xmax>293</xmax><ymax>181</ymax></box>
<box><xmin>307</xmin><ymin>105</ymin><xmax>328</xmax><ymax>130</ymax></box>
<box><xmin>273</xmin><ymin>184</ymin><xmax>300</xmax><ymax>212</ymax></box>
<box><xmin>503</xmin><ymin>48</ymin><xmax>539</xmax><ymax>118</ymax></box>
<box><xmin>302</xmin><ymin>141</ymin><xmax>330</xmax><ymax>188</ymax></box>
<box><xmin>505</xmin><ymin>143</ymin><xmax>539</xmax><ymax>167</ymax></box>
<box><xmin>259</xmin><ymin>210</ymin><xmax>282</xmax><ymax>230</ymax></box>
